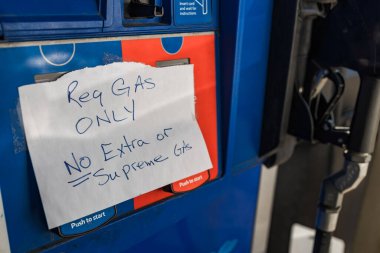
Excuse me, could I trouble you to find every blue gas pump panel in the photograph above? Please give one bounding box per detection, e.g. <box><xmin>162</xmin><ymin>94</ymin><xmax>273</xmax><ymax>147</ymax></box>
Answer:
<box><xmin>0</xmin><ymin>0</ymin><xmax>276</xmax><ymax>252</ymax></box>
<box><xmin>174</xmin><ymin>0</ymin><xmax>212</xmax><ymax>25</ymax></box>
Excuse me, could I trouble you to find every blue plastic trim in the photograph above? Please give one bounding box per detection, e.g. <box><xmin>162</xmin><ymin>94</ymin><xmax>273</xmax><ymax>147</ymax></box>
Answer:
<box><xmin>225</xmin><ymin>0</ymin><xmax>274</xmax><ymax>173</ymax></box>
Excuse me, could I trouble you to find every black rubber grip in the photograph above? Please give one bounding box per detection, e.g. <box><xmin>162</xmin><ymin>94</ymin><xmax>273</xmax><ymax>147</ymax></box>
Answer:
<box><xmin>313</xmin><ymin>229</ymin><xmax>332</xmax><ymax>253</ymax></box>
<box><xmin>348</xmin><ymin>76</ymin><xmax>380</xmax><ymax>154</ymax></box>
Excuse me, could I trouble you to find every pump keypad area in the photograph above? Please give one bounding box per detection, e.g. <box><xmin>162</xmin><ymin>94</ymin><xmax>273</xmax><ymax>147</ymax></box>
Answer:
<box><xmin>0</xmin><ymin>32</ymin><xmax>217</xmax><ymax>242</ymax></box>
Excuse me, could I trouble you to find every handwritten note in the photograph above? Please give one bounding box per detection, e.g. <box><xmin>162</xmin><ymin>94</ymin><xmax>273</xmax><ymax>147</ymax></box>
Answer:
<box><xmin>18</xmin><ymin>62</ymin><xmax>212</xmax><ymax>229</ymax></box>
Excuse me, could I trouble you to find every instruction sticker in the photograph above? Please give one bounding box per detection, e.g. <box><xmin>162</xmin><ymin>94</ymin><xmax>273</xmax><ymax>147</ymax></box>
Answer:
<box><xmin>174</xmin><ymin>0</ymin><xmax>212</xmax><ymax>25</ymax></box>
<box><xmin>19</xmin><ymin>62</ymin><xmax>212</xmax><ymax>229</ymax></box>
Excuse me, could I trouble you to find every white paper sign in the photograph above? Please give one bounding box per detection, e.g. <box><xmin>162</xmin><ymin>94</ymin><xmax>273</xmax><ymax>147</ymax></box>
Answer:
<box><xmin>18</xmin><ymin>62</ymin><xmax>212</xmax><ymax>229</ymax></box>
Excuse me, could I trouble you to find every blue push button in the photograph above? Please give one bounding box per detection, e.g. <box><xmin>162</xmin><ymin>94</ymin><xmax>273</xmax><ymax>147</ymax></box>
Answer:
<box><xmin>58</xmin><ymin>206</ymin><xmax>116</xmax><ymax>237</ymax></box>
<box><xmin>174</xmin><ymin>0</ymin><xmax>212</xmax><ymax>25</ymax></box>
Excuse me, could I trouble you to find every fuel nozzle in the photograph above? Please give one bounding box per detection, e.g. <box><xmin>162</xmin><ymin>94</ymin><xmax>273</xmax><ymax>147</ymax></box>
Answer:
<box><xmin>313</xmin><ymin>75</ymin><xmax>380</xmax><ymax>253</ymax></box>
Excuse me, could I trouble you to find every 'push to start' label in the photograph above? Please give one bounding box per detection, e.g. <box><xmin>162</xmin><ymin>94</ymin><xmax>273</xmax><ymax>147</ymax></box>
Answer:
<box><xmin>58</xmin><ymin>206</ymin><xmax>116</xmax><ymax>237</ymax></box>
<box><xmin>174</xmin><ymin>0</ymin><xmax>212</xmax><ymax>25</ymax></box>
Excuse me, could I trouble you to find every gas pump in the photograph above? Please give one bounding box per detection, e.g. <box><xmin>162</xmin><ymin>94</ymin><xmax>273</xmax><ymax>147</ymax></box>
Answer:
<box><xmin>2</xmin><ymin>0</ymin><xmax>376</xmax><ymax>252</ymax></box>
<box><xmin>0</xmin><ymin>0</ymin><xmax>274</xmax><ymax>252</ymax></box>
